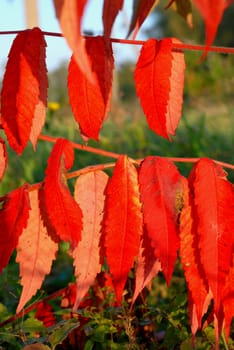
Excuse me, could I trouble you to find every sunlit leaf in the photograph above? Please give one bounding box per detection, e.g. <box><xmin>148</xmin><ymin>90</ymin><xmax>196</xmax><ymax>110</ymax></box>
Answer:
<box><xmin>68</xmin><ymin>36</ymin><xmax>114</xmax><ymax>140</ymax></box>
<box><xmin>16</xmin><ymin>190</ymin><xmax>58</xmax><ymax>313</ymax></box>
<box><xmin>134</xmin><ymin>38</ymin><xmax>185</xmax><ymax>139</ymax></box>
<box><xmin>0</xmin><ymin>185</ymin><xmax>30</xmax><ymax>273</ymax></box>
<box><xmin>72</xmin><ymin>171</ymin><xmax>108</xmax><ymax>309</ymax></box>
<box><xmin>104</xmin><ymin>156</ymin><xmax>143</xmax><ymax>304</ymax></box>
<box><xmin>190</xmin><ymin>158</ymin><xmax>234</xmax><ymax>330</ymax></box>
<box><xmin>139</xmin><ymin>156</ymin><xmax>183</xmax><ymax>284</ymax></box>
<box><xmin>1</xmin><ymin>28</ymin><xmax>47</xmax><ymax>154</ymax></box>
<box><xmin>53</xmin><ymin>0</ymin><xmax>94</xmax><ymax>82</ymax></box>
<box><xmin>43</xmin><ymin>138</ymin><xmax>82</xmax><ymax>246</ymax></box>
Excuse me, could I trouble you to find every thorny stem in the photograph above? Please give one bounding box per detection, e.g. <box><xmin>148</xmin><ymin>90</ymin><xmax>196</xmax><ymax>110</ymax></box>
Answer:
<box><xmin>0</xmin><ymin>30</ymin><xmax>234</xmax><ymax>55</ymax></box>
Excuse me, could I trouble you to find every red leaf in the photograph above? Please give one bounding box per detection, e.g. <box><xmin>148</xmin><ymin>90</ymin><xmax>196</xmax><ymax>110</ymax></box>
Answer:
<box><xmin>35</xmin><ymin>301</ymin><xmax>56</xmax><ymax>327</ymax></box>
<box><xmin>179</xmin><ymin>177</ymin><xmax>210</xmax><ymax>329</ymax></box>
<box><xmin>192</xmin><ymin>0</ymin><xmax>231</xmax><ymax>55</ymax></box>
<box><xmin>43</xmin><ymin>138</ymin><xmax>82</xmax><ymax>246</ymax></box>
<box><xmin>72</xmin><ymin>171</ymin><xmax>108</xmax><ymax>309</ymax></box>
<box><xmin>0</xmin><ymin>138</ymin><xmax>7</xmax><ymax>181</ymax></box>
<box><xmin>131</xmin><ymin>227</ymin><xmax>161</xmax><ymax>307</ymax></box>
<box><xmin>1</xmin><ymin>28</ymin><xmax>48</xmax><ymax>154</ymax></box>
<box><xmin>134</xmin><ymin>38</ymin><xmax>185</xmax><ymax>139</ymax></box>
<box><xmin>222</xmin><ymin>253</ymin><xmax>234</xmax><ymax>340</ymax></box>
<box><xmin>190</xmin><ymin>158</ymin><xmax>234</xmax><ymax>321</ymax></box>
<box><xmin>68</xmin><ymin>36</ymin><xmax>114</xmax><ymax>140</ymax></box>
<box><xmin>139</xmin><ymin>156</ymin><xmax>183</xmax><ymax>285</ymax></box>
<box><xmin>102</xmin><ymin>0</ymin><xmax>124</xmax><ymax>37</ymax></box>
<box><xmin>30</xmin><ymin>38</ymin><xmax>48</xmax><ymax>149</ymax></box>
<box><xmin>104</xmin><ymin>156</ymin><xmax>143</xmax><ymax>304</ymax></box>
<box><xmin>16</xmin><ymin>190</ymin><xmax>58</xmax><ymax>313</ymax></box>
<box><xmin>128</xmin><ymin>0</ymin><xmax>158</xmax><ymax>39</ymax></box>
<box><xmin>53</xmin><ymin>0</ymin><xmax>94</xmax><ymax>82</ymax></box>
<box><xmin>0</xmin><ymin>185</ymin><xmax>30</xmax><ymax>273</ymax></box>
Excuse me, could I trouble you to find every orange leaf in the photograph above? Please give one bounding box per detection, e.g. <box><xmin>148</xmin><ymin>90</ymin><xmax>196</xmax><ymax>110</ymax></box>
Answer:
<box><xmin>139</xmin><ymin>156</ymin><xmax>183</xmax><ymax>285</ymax></box>
<box><xmin>1</xmin><ymin>28</ymin><xmax>48</xmax><ymax>154</ymax></box>
<box><xmin>72</xmin><ymin>171</ymin><xmax>108</xmax><ymax>309</ymax></box>
<box><xmin>53</xmin><ymin>0</ymin><xmax>94</xmax><ymax>82</ymax></box>
<box><xmin>0</xmin><ymin>138</ymin><xmax>7</xmax><ymax>181</ymax></box>
<box><xmin>192</xmin><ymin>0</ymin><xmax>231</xmax><ymax>56</ymax></box>
<box><xmin>43</xmin><ymin>138</ymin><xmax>82</xmax><ymax>246</ymax></box>
<box><xmin>16</xmin><ymin>190</ymin><xmax>58</xmax><ymax>313</ymax></box>
<box><xmin>102</xmin><ymin>0</ymin><xmax>124</xmax><ymax>37</ymax></box>
<box><xmin>190</xmin><ymin>158</ymin><xmax>234</xmax><ymax>322</ymax></box>
<box><xmin>104</xmin><ymin>156</ymin><xmax>143</xmax><ymax>304</ymax></box>
<box><xmin>0</xmin><ymin>185</ymin><xmax>30</xmax><ymax>273</ymax></box>
<box><xmin>131</xmin><ymin>227</ymin><xmax>161</xmax><ymax>307</ymax></box>
<box><xmin>179</xmin><ymin>177</ymin><xmax>210</xmax><ymax>329</ymax></box>
<box><xmin>134</xmin><ymin>38</ymin><xmax>185</xmax><ymax>139</ymax></box>
<box><xmin>128</xmin><ymin>0</ymin><xmax>159</xmax><ymax>39</ymax></box>
<box><xmin>68</xmin><ymin>36</ymin><xmax>114</xmax><ymax>140</ymax></box>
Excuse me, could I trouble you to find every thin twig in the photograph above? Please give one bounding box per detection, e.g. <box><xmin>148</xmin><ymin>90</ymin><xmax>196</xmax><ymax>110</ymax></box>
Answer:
<box><xmin>0</xmin><ymin>30</ymin><xmax>234</xmax><ymax>55</ymax></box>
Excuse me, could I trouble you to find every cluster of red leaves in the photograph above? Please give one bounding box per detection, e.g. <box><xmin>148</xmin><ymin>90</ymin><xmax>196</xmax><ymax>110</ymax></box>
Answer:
<box><xmin>0</xmin><ymin>147</ymin><xmax>233</xmax><ymax>342</ymax></box>
<box><xmin>0</xmin><ymin>0</ymin><xmax>231</xmax><ymax>159</ymax></box>
<box><xmin>0</xmin><ymin>0</ymin><xmax>233</xmax><ymax>347</ymax></box>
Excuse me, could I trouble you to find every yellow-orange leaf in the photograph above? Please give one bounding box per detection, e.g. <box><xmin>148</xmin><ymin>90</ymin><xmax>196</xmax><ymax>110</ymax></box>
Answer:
<box><xmin>16</xmin><ymin>190</ymin><xmax>58</xmax><ymax>313</ymax></box>
<box><xmin>72</xmin><ymin>171</ymin><xmax>108</xmax><ymax>309</ymax></box>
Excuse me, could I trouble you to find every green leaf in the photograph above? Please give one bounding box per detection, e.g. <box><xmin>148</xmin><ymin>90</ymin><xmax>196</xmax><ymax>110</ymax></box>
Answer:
<box><xmin>0</xmin><ymin>302</ymin><xmax>10</xmax><ymax>322</ymax></box>
<box><xmin>48</xmin><ymin>319</ymin><xmax>80</xmax><ymax>350</ymax></box>
<box><xmin>84</xmin><ymin>339</ymin><xmax>94</xmax><ymax>350</ymax></box>
<box><xmin>21</xmin><ymin>317</ymin><xmax>45</xmax><ymax>336</ymax></box>
<box><xmin>0</xmin><ymin>329</ymin><xmax>22</xmax><ymax>349</ymax></box>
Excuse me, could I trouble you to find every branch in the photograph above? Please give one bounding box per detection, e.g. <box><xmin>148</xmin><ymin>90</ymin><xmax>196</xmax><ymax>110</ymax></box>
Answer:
<box><xmin>0</xmin><ymin>284</ymin><xmax>76</xmax><ymax>328</ymax></box>
<box><xmin>39</xmin><ymin>133</ymin><xmax>234</xmax><ymax>171</ymax></box>
<box><xmin>38</xmin><ymin>134</ymin><xmax>120</xmax><ymax>160</ymax></box>
<box><xmin>0</xmin><ymin>30</ymin><xmax>234</xmax><ymax>55</ymax></box>
<box><xmin>66</xmin><ymin>162</ymin><xmax>116</xmax><ymax>179</ymax></box>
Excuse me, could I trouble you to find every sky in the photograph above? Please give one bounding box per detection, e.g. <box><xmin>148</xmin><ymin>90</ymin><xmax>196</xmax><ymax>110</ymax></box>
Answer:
<box><xmin>0</xmin><ymin>0</ymin><xmax>151</xmax><ymax>73</ymax></box>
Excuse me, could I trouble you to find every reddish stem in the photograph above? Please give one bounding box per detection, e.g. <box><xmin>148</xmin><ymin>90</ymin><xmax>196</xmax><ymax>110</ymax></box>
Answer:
<box><xmin>0</xmin><ymin>30</ymin><xmax>234</xmax><ymax>55</ymax></box>
<box><xmin>38</xmin><ymin>134</ymin><xmax>120</xmax><ymax>160</ymax></box>
<box><xmin>66</xmin><ymin>162</ymin><xmax>116</xmax><ymax>179</ymax></box>
<box><xmin>0</xmin><ymin>284</ymin><xmax>76</xmax><ymax>328</ymax></box>
<box><xmin>38</xmin><ymin>134</ymin><xmax>234</xmax><ymax>171</ymax></box>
